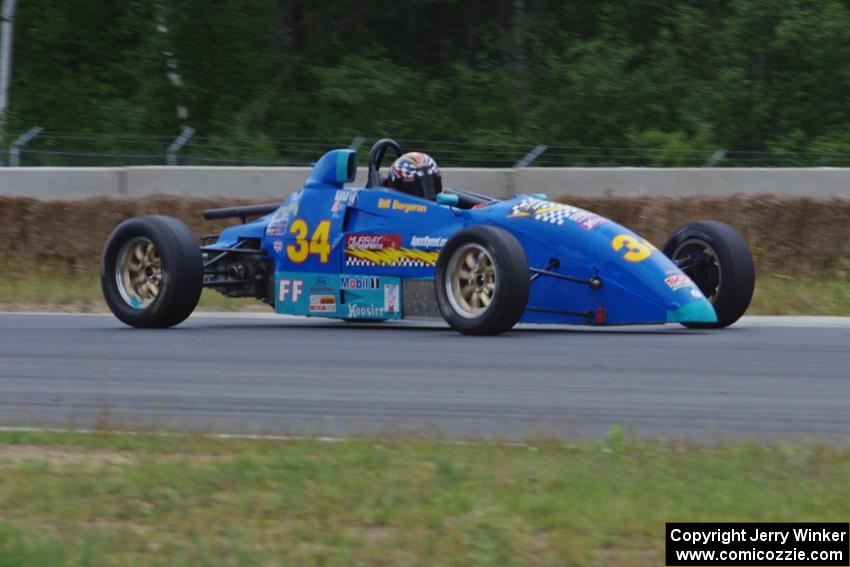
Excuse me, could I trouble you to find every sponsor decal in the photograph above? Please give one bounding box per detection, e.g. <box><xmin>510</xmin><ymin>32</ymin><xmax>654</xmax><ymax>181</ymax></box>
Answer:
<box><xmin>309</xmin><ymin>282</ymin><xmax>335</xmax><ymax>293</ymax></box>
<box><xmin>575</xmin><ymin>213</ymin><xmax>607</xmax><ymax>231</ymax></box>
<box><xmin>384</xmin><ymin>283</ymin><xmax>400</xmax><ymax>313</ymax></box>
<box><xmin>377</xmin><ymin>197</ymin><xmax>428</xmax><ymax>214</ymax></box>
<box><xmin>347</xmin><ymin>304</ymin><xmax>385</xmax><ymax>319</ymax></box>
<box><xmin>410</xmin><ymin>235</ymin><xmax>447</xmax><ymax>248</ymax></box>
<box><xmin>309</xmin><ymin>294</ymin><xmax>336</xmax><ymax>313</ymax></box>
<box><xmin>345</xmin><ymin>234</ymin><xmax>437</xmax><ymax>267</ymax></box>
<box><xmin>340</xmin><ymin>275</ymin><xmax>381</xmax><ymax>290</ymax></box>
<box><xmin>334</xmin><ymin>189</ymin><xmax>358</xmax><ymax>206</ymax></box>
<box><xmin>331</xmin><ymin>189</ymin><xmax>359</xmax><ymax>213</ymax></box>
<box><xmin>265</xmin><ymin>200</ymin><xmax>299</xmax><ymax>236</ymax></box>
<box><xmin>611</xmin><ymin>233</ymin><xmax>653</xmax><ymax>262</ymax></box>
<box><xmin>272</xmin><ymin>239</ymin><xmax>283</xmax><ymax>253</ymax></box>
<box><xmin>278</xmin><ymin>279</ymin><xmax>303</xmax><ymax>303</ymax></box>
<box><xmin>345</xmin><ymin>234</ymin><xmax>402</xmax><ymax>250</ymax></box>
<box><xmin>665</xmin><ymin>274</ymin><xmax>695</xmax><ymax>291</ymax></box>
<box><xmin>508</xmin><ymin>197</ymin><xmax>608</xmax><ymax>230</ymax></box>
<box><xmin>310</xmin><ymin>276</ymin><xmax>336</xmax><ymax>294</ymax></box>
<box><xmin>345</xmin><ymin>248</ymin><xmax>439</xmax><ymax>267</ymax></box>
<box><xmin>266</xmin><ymin>220</ymin><xmax>288</xmax><ymax>236</ymax></box>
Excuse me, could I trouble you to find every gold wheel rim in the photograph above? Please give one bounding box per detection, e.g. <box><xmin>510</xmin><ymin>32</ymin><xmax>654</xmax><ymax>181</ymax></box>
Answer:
<box><xmin>446</xmin><ymin>243</ymin><xmax>496</xmax><ymax>318</ymax></box>
<box><xmin>116</xmin><ymin>237</ymin><xmax>162</xmax><ymax>309</ymax></box>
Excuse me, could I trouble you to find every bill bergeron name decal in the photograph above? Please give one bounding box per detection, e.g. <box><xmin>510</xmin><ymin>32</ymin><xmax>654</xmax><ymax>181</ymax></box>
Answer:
<box><xmin>670</xmin><ymin>527</ymin><xmax>848</xmax><ymax>546</ymax></box>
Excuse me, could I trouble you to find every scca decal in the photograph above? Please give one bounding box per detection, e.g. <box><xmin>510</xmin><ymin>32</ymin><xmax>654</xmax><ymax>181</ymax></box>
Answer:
<box><xmin>612</xmin><ymin>234</ymin><xmax>653</xmax><ymax>262</ymax></box>
<box><xmin>309</xmin><ymin>294</ymin><xmax>336</xmax><ymax>313</ymax></box>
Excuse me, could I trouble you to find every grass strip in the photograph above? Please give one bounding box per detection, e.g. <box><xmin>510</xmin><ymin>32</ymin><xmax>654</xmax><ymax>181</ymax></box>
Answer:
<box><xmin>0</xmin><ymin>430</ymin><xmax>847</xmax><ymax>566</ymax></box>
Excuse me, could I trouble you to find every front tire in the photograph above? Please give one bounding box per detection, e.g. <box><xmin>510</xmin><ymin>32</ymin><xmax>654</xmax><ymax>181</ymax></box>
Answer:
<box><xmin>101</xmin><ymin>215</ymin><xmax>203</xmax><ymax>328</ymax></box>
<box><xmin>663</xmin><ymin>221</ymin><xmax>755</xmax><ymax>328</ymax></box>
<box><xmin>435</xmin><ymin>226</ymin><xmax>529</xmax><ymax>335</ymax></box>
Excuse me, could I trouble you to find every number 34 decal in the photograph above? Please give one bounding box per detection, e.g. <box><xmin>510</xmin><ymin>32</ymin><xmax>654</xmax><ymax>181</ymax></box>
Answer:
<box><xmin>287</xmin><ymin>219</ymin><xmax>331</xmax><ymax>263</ymax></box>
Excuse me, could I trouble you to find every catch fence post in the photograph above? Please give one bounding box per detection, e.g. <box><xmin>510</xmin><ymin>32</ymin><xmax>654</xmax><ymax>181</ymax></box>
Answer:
<box><xmin>166</xmin><ymin>127</ymin><xmax>195</xmax><ymax>166</ymax></box>
<box><xmin>9</xmin><ymin>126</ymin><xmax>43</xmax><ymax>167</ymax></box>
<box><xmin>703</xmin><ymin>148</ymin><xmax>727</xmax><ymax>167</ymax></box>
<box><xmin>515</xmin><ymin>144</ymin><xmax>548</xmax><ymax>168</ymax></box>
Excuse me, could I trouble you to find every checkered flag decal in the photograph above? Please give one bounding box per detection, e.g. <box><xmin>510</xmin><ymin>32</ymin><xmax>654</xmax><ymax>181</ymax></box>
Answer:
<box><xmin>533</xmin><ymin>207</ymin><xmax>571</xmax><ymax>226</ymax></box>
<box><xmin>346</xmin><ymin>255</ymin><xmax>433</xmax><ymax>267</ymax></box>
<box><xmin>345</xmin><ymin>257</ymin><xmax>373</xmax><ymax>267</ymax></box>
<box><xmin>509</xmin><ymin>201</ymin><xmax>570</xmax><ymax>226</ymax></box>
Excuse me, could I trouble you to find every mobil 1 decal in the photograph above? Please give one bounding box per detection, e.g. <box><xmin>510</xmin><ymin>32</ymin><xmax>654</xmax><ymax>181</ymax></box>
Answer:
<box><xmin>340</xmin><ymin>274</ymin><xmax>402</xmax><ymax>320</ymax></box>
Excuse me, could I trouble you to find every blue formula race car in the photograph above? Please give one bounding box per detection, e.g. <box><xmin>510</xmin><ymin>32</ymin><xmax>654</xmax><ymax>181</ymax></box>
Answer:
<box><xmin>101</xmin><ymin>139</ymin><xmax>755</xmax><ymax>334</ymax></box>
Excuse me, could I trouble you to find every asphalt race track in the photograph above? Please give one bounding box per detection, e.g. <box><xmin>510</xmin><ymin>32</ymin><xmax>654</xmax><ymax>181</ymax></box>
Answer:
<box><xmin>1</xmin><ymin>312</ymin><xmax>848</xmax><ymax>441</ymax></box>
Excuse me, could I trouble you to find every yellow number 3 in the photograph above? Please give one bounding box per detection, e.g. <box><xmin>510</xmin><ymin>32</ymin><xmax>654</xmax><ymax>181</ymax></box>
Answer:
<box><xmin>287</xmin><ymin>220</ymin><xmax>331</xmax><ymax>263</ymax></box>
<box><xmin>612</xmin><ymin>234</ymin><xmax>652</xmax><ymax>262</ymax></box>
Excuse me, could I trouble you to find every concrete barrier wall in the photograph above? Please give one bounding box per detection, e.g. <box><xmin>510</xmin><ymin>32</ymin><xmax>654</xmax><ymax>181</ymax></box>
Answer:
<box><xmin>1</xmin><ymin>166</ymin><xmax>849</xmax><ymax>199</ymax></box>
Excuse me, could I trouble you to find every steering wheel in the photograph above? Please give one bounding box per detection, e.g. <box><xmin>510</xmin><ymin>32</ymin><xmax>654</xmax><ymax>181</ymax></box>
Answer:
<box><xmin>366</xmin><ymin>138</ymin><xmax>403</xmax><ymax>188</ymax></box>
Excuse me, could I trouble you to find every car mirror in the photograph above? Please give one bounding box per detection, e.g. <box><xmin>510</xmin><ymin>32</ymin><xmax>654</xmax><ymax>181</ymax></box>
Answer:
<box><xmin>436</xmin><ymin>194</ymin><xmax>459</xmax><ymax>207</ymax></box>
<box><xmin>305</xmin><ymin>149</ymin><xmax>357</xmax><ymax>188</ymax></box>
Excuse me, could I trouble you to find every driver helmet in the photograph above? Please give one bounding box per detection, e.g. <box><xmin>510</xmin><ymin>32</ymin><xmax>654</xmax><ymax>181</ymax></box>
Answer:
<box><xmin>386</xmin><ymin>152</ymin><xmax>442</xmax><ymax>200</ymax></box>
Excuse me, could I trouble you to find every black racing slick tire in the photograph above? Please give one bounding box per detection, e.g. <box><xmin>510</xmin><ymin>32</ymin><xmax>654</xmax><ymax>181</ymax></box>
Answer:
<box><xmin>435</xmin><ymin>225</ymin><xmax>529</xmax><ymax>335</ymax></box>
<box><xmin>101</xmin><ymin>215</ymin><xmax>203</xmax><ymax>328</ymax></box>
<box><xmin>663</xmin><ymin>220</ymin><xmax>755</xmax><ymax>329</ymax></box>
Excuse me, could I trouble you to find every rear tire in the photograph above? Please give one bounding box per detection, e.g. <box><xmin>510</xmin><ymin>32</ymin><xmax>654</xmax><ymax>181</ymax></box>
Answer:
<box><xmin>435</xmin><ymin>226</ymin><xmax>529</xmax><ymax>335</ymax></box>
<box><xmin>663</xmin><ymin>221</ymin><xmax>755</xmax><ymax>329</ymax></box>
<box><xmin>101</xmin><ymin>215</ymin><xmax>203</xmax><ymax>328</ymax></box>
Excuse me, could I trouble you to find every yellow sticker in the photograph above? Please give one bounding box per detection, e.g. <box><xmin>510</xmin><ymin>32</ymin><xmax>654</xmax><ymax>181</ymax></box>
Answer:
<box><xmin>377</xmin><ymin>198</ymin><xmax>427</xmax><ymax>214</ymax></box>
<box><xmin>612</xmin><ymin>234</ymin><xmax>652</xmax><ymax>262</ymax></box>
<box><xmin>287</xmin><ymin>219</ymin><xmax>331</xmax><ymax>264</ymax></box>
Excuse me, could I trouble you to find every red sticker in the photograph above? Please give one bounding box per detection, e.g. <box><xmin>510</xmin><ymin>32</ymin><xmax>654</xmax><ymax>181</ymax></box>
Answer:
<box><xmin>345</xmin><ymin>234</ymin><xmax>402</xmax><ymax>250</ymax></box>
<box><xmin>665</xmin><ymin>275</ymin><xmax>694</xmax><ymax>291</ymax></box>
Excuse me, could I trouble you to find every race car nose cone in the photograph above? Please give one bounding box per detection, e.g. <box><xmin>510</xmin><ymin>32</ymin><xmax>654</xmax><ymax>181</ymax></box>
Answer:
<box><xmin>666</xmin><ymin>298</ymin><xmax>717</xmax><ymax>324</ymax></box>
